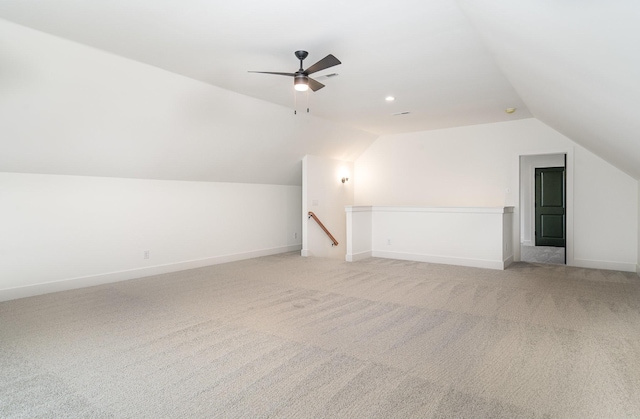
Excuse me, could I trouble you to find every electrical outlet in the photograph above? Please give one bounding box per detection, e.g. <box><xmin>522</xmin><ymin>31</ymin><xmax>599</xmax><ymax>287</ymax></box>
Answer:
<box><xmin>387</xmin><ymin>239</ymin><xmax>391</xmax><ymax>245</ymax></box>
<box><xmin>294</xmin><ymin>232</ymin><xmax>298</xmax><ymax>239</ymax></box>
<box><xmin>144</xmin><ymin>250</ymin><xmax>150</xmax><ymax>259</ymax></box>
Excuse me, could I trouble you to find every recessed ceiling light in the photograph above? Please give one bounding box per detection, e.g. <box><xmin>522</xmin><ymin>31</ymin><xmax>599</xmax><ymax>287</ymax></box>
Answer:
<box><xmin>505</xmin><ymin>107</ymin><xmax>516</xmax><ymax>114</ymax></box>
<box><xmin>385</xmin><ymin>96</ymin><xmax>395</xmax><ymax>102</ymax></box>
<box><xmin>392</xmin><ymin>111</ymin><xmax>410</xmax><ymax>116</ymax></box>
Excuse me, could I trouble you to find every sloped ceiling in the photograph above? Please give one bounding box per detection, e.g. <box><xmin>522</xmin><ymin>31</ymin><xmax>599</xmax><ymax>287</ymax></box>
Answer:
<box><xmin>0</xmin><ymin>1</ymin><xmax>638</xmax><ymax>182</ymax></box>
<box><xmin>457</xmin><ymin>1</ymin><xmax>640</xmax><ymax>179</ymax></box>
<box><xmin>0</xmin><ymin>0</ymin><xmax>531</xmax><ymax>135</ymax></box>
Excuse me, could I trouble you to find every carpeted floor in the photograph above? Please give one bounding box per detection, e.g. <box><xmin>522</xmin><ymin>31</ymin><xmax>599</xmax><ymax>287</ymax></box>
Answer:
<box><xmin>2</xmin><ymin>253</ymin><xmax>640</xmax><ymax>418</ymax></box>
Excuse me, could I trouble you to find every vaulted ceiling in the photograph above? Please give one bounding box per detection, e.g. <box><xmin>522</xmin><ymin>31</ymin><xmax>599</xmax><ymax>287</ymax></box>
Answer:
<box><xmin>0</xmin><ymin>1</ymin><xmax>638</xmax><ymax>180</ymax></box>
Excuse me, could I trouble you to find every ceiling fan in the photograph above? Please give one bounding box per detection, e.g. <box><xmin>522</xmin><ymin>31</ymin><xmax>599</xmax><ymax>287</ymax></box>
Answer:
<box><xmin>249</xmin><ymin>50</ymin><xmax>341</xmax><ymax>92</ymax></box>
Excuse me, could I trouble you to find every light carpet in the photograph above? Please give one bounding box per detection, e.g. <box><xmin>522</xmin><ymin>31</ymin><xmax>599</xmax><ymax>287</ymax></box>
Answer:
<box><xmin>2</xmin><ymin>253</ymin><xmax>640</xmax><ymax>418</ymax></box>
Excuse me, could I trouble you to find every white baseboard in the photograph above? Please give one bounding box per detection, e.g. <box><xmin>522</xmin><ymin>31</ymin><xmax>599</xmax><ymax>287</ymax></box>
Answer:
<box><xmin>345</xmin><ymin>251</ymin><xmax>372</xmax><ymax>262</ymax></box>
<box><xmin>571</xmin><ymin>258</ymin><xmax>636</xmax><ymax>273</ymax></box>
<box><xmin>503</xmin><ymin>255</ymin><xmax>514</xmax><ymax>269</ymax></box>
<box><xmin>521</xmin><ymin>240</ymin><xmax>533</xmax><ymax>247</ymax></box>
<box><xmin>0</xmin><ymin>245</ymin><xmax>302</xmax><ymax>302</ymax></box>
<box><xmin>637</xmin><ymin>264</ymin><xmax>640</xmax><ymax>277</ymax></box>
<box><xmin>372</xmin><ymin>250</ymin><xmax>506</xmax><ymax>270</ymax></box>
<box><xmin>300</xmin><ymin>249</ymin><xmax>309</xmax><ymax>257</ymax></box>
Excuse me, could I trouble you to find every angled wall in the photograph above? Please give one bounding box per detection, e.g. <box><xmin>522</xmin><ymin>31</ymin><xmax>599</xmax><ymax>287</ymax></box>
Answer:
<box><xmin>458</xmin><ymin>1</ymin><xmax>640</xmax><ymax>180</ymax></box>
<box><xmin>355</xmin><ymin>119</ymin><xmax>638</xmax><ymax>272</ymax></box>
<box><xmin>0</xmin><ymin>19</ymin><xmax>376</xmax><ymax>186</ymax></box>
<box><xmin>0</xmin><ymin>20</ymin><xmax>376</xmax><ymax>301</ymax></box>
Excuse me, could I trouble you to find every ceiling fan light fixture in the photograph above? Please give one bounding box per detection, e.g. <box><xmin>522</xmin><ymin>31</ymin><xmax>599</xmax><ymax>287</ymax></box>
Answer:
<box><xmin>294</xmin><ymin>75</ymin><xmax>309</xmax><ymax>92</ymax></box>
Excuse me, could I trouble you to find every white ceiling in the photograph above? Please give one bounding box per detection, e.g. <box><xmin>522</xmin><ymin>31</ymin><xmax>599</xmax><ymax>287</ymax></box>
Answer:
<box><xmin>0</xmin><ymin>0</ymin><xmax>531</xmax><ymax>136</ymax></box>
<box><xmin>0</xmin><ymin>1</ymin><xmax>638</xmax><ymax>179</ymax></box>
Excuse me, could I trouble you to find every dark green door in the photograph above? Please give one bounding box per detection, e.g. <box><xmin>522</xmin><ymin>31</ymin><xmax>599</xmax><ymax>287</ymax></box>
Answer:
<box><xmin>535</xmin><ymin>167</ymin><xmax>565</xmax><ymax>247</ymax></box>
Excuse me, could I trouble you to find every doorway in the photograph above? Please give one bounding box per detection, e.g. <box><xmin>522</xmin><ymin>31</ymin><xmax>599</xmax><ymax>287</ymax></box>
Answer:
<box><xmin>519</xmin><ymin>154</ymin><xmax>566</xmax><ymax>265</ymax></box>
<box><xmin>535</xmin><ymin>167</ymin><xmax>566</xmax><ymax>247</ymax></box>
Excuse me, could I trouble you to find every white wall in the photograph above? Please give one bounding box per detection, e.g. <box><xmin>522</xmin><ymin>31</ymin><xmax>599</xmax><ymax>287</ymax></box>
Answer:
<box><xmin>0</xmin><ymin>19</ymin><xmax>377</xmax><ymax>186</ymax></box>
<box><xmin>0</xmin><ymin>20</ymin><xmax>375</xmax><ymax>301</ymax></box>
<box><xmin>573</xmin><ymin>149</ymin><xmax>637</xmax><ymax>270</ymax></box>
<box><xmin>520</xmin><ymin>154</ymin><xmax>565</xmax><ymax>246</ymax></box>
<box><xmin>346</xmin><ymin>206</ymin><xmax>513</xmax><ymax>270</ymax></box>
<box><xmin>0</xmin><ymin>172</ymin><xmax>301</xmax><ymax>301</ymax></box>
<box><xmin>345</xmin><ymin>206</ymin><xmax>372</xmax><ymax>261</ymax></box>
<box><xmin>302</xmin><ymin>155</ymin><xmax>353</xmax><ymax>259</ymax></box>
<box><xmin>457</xmin><ymin>2</ymin><xmax>640</xmax><ymax>181</ymax></box>
<box><xmin>355</xmin><ymin>119</ymin><xmax>638</xmax><ymax>272</ymax></box>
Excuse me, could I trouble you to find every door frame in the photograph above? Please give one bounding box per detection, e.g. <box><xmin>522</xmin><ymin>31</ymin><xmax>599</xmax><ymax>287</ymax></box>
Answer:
<box><xmin>516</xmin><ymin>150</ymin><xmax>574</xmax><ymax>266</ymax></box>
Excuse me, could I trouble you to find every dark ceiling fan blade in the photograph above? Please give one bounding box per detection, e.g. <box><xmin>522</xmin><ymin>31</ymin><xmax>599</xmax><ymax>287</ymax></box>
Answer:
<box><xmin>248</xmin><ymin>71</ymin><xmax>296</xmax><ymax>77</ymax></box>
<box><xmin>304</xmin><ymin>54</ymin><xmax>341</xmax><ymax>75</ymax></box>
<box><xmin>308</xmin><ymin>78</ymin><xmax>325</xmax><ymax>92</ymax></box>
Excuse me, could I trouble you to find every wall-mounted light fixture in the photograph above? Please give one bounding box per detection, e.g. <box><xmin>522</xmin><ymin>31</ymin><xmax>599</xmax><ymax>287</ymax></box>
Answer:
<box><xmin>339</xmin><ymin>167</ymin><xmax>350</xmax><ymax>184</ymax></box>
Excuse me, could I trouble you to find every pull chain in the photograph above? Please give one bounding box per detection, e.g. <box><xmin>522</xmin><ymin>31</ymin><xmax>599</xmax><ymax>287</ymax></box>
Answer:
<box><xmin>292</xmin><ymin>89</ymin><xmax>311</xmax><ymax>115</ymax></box>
